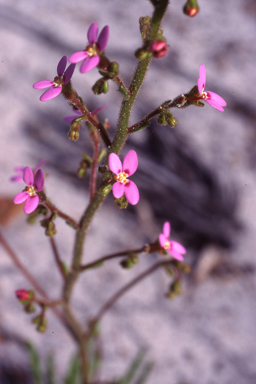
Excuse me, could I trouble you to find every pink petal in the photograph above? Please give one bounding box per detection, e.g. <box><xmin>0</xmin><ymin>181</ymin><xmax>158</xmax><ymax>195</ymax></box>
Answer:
<box><xmin>122</xmin><ymin>150</ymin><xmax>138</xmax><ymax>176</ymax></box>
<box><xmin>34</xmin><ymin>169</ymin><xmax>44</xmax><ymax>191</ymax></box>
<box><xmin>57</xmin><ymin>56</ymin><xmax>67</xmax><ymax>76</ymax></box>
<box><xmin>40</xmin><ymin>86</ymin><xmax>62</xmax><ymax>101</ymax></box>
<box><xmin>91</xmin><ymin>103</ymin><xmax>108</xmax><ymax>116</ymax></box>
<box><xmin>159</xmin><ymin>233</ymin><xmax>167</xmax><ymax>248</ymax></box>
<box><xmin>205</xmin><ymin>99</ymin><xmax>224</xmax><ymax>112</ymax></box>
<box><xmin>87</xmin><ymin>23</ymin><xmax>98</xmax><ymax>44</ymax></box>
<box><xmin>198</xmin><ymin>64</ymin><xmax>206</xmax><ymax>93</ymax></box>
<box><xmin>80</xmin><ymin>55</ymin><xmax>100</xmax><ymax>73</ymax></box>
<box><xmin>206</xmin><ymin>91</ymin><xmax>227</xmax><ymax>107</ymax></box>
<box><xmin>33</xmin><ymin>80</ymin><xmax>55</xmax><ymax>89</ymax></box>
<box><xmin>10</xmin><ymin>175</ymin><xmax>24</xmax><ymax>183</ymax></box>
<box><xmin>23</xmin><ymin>166</ymin><xmax>34</xmax><ymax>185</ymax></box>
<box><xmin>109</xmin><ymin>153</ymin><xmax>122</xmax><ymax>174</ymax></box>
<box><xmin>112</xmin><ymin>182</ymin><xmax>124</xmax><ymax>199</ymax></box>
<box><xmin>163</xmin><ymin>222</ymin><xmax>170</xmax><ymax>238</ymax></box>
<box><xmin>14</xmin><ymin>167</ymin><xmax>24</xmax><ymax>173</ymax></box>
<box><xmin>97</xmin><ymin>25</ymin><xmax>109</xmax><ymax>52</ymax></box>
<box><xmin>13</xmin><ymin>192</ymin><xmax>29</xmax><ymax>204</ymax></box>
<box><xmin>63</xmin><ymin>64</ymin><xmax>76</xmax><ymax>84</ymax></box>
<box><xmin>24</xmin><ymin>195</ymin><xmax>39</xmax><ymax>214</ymax></box>
<box><xmin>171</xmin><ymin>240</ymin><xmax>186</xmax><ymax>255</ymax></box>
<box><xmin>124</xmin><ymin>180</ymin><xmax>139</xmax><ymax>205</ymax></box>
<box><xmin>69</xmin><ymin>51</ymin><xmax>89</xmax><ymax>63</ymax></box>
<box><xmin>64</xmin><ymin>114</ymin><xmax>82</xmax><ymax>123</ymax></box>
<box><xmin>168</xmin><ymin>248</ymin><xmax>184</xmax><ymax>261</ymax></box>
<box><xmin>34</xmin><ymin>159</ymin><xmax>47</xmax><ymax>172</ymax></box>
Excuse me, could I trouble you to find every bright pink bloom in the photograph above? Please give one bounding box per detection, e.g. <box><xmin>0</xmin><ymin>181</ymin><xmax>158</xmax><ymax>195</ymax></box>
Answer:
<box><xmin>33</xmin><ymin>56</ymin><xmax>76</xmax><ymax>101</ymax></box>
<box><xmin>159</xmin><ymin>222</ymin><xmax>186</xmax><ymax>261</ymax></box>
<box><xmin>109</xmin><ymin>150</ymin><xmax>139</xmax><ymax>205</ymax></box>
<box><xmin>197</xmin><ymin>64</ymin><xmax>227</xmax><ymax>112</ymax></box>
<box><xmin>10</xmin><ymin>159</ymin><xmax>46</xmax><ymax>183</ymax></box>
<box><xmin>149</xmin><ymin>40</ymin><xmax>168</xmax><ymax>58</ymax></box>
<box><xmin>13</xmin><ymin>166</ymin><xmax>44</xmax><ymax>214</ymax></box>
<box><xmin>64</xmin><ymin>104</ymin><xmax>108</xmax><ymax>123</ymax></box>
<box><xmin>15</xmin><ymin>289</ymin><xmax>30</xmax><ymax>301</ymax></box>
<box><xmin>69</xmin><ymin>23</ymin><xmax>109</xmax><ymax>73</ymax></box>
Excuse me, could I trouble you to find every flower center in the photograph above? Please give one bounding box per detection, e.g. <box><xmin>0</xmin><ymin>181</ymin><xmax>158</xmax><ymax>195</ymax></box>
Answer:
<box><xmin>201</xmin><ymin>91</ymin><xmax>208</xmax><ymax>99</ymax></box>
<box><xmin>25</xmin><ymin>185</ymin><xmax>37</xmax><ymax>197</ymax></box>
<box><xmin>53</xmin><ymin>76</ymin><xmax>63</xmax><ymax>87</ymax></box>
<box><xmin>86</xmin><ymin>44</ymin><xmax>98</xmax><ymax>57</ymax></box>
<box><xmin>115</xmin><ymin>172</ymin><xmax>128</xmax><ymax>184</ymax></box>
<box><xmin>164</xmin><ymin>240</ymin><xmax>171</xmax><ymax>250</ymax></box>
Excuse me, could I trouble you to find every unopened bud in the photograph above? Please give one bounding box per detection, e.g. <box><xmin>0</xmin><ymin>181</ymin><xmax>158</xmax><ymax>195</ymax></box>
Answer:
<box><xmin>183</xmin><ymin>0</ymin><xmax>200</xmax><ymax>17</ymax></box>
<box><xmin>15</xmin><ymin>289</ymin><xmax>30</xmax><ymax>301</ymax></box>
<box><xmin>114</xmin><ymin>195</ymin><xmax>128</xmax><ymax>209</ymax></box>
<box><xmin>120</xmin><ymin>258</ymin><xmax>133</xmax><ymax>269</ymax></box>
<box><xmin>139</xmin><ymin>16</ymin><xmax>151</xmax><ymax>39</ymax></box>
<box><xmin>135</xmin><ymin>48</ymin><xmax>150</xmax><ymax>61</ymax></box>
<box><xmin>165</xmin><ymin>112</ymin><xmax>177</xmax><ymax>128</ymax></box>
<box><xmin>149</xmin><ymin>40</ymin><xmax>168</xmax><ymax>58</ymax></box>
<box><xmin>99</xmin><ymin>183</ymin><xmax>112</xmax><ymax>196</ymax></box>
<box><xmin>157</xmin><ymin>113</ymin><xmax>168</xmax><ymax>126</ymax></box>
<box><xmin>92</xmin><ymin>78</ymin><xmax>109</xmax><ymax>95</ymax></box>
<box><xmin>24</xmin><ymin>303</ymin><xmax>35</xmax><ymax>313</ymax></box>
<box><xmin>68</xmin><ymin>129</ymin><xmax>80</xmax><ymax>141</ymax></box>
<box><xmin>108</xmin><ymin>61</ymin><xmax>119</xmax><ymax>76</ymax></box>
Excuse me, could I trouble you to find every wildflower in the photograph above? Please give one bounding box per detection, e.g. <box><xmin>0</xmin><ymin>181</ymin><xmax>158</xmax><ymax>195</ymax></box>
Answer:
<box><xmin>64</xmin><ymin>104</ymin><xmax>108</xmax><ymax>123</ymax></box>
<box><xmin>109</xmin><ymin>150</ymin><xmax>139</xmax><ymax>205</ymax></box>
<box><xmin>13</xmin><ymin>167</ymin><xmax>44</xmax><ymax>214</ymax></box>
<box><xmin>69</xmin><ymin>23</ymin><xmax>109</xmax><ymax>73</ymax></box>
<box><xmin>159</xmin><ymin>222</ymin><xmax>186</xmax><ymax>261</ymax></box>
<box><xmin>10</xmin><ymin>159</ymin><xmax>46</xmax><ymax>183</ymax></box>
<box><xmin>197</xmin><ymin>64</ymin><xmax>227</xmax><ymax>112</ymax></box>
<box><xmin>15</xmin><ymin>289</ymin><xmax>30</xmax><ymax>301</ymax></box>
<box><xmin>33</xmin><ymin>56</ymin><xmax>76</xmax><ymax>101</ymax></box>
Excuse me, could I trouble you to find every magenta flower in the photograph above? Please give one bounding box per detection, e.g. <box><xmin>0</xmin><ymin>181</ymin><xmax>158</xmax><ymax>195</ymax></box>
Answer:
<box><xmin>69</xmin><ymin>23</ymin><xmax>109</xmax><ymax>73</ymax></box>
<box><xmin>15</xmin><ymin>289</ymin><xmax>30</xmax><ymax>301</ymax></box>
<box><xmin>10</xmin><ymin>159</ymin><xmax>46</xmax><ymax>183</ymax></box>
<box><xmin>64</xmin><ymin>104</ymin><xmax>108</xmax><ymax>123</ymax></box>
<box><xmin>13</xmin><ymin>166</ymin><xmax>44</xmax><ymax>214</ymax></box>
<box><xmin>159</xmin><ymin>222</ymin><xmax>186</xmax><ymax>261</ymax></box>
<box><xmin>109</xmin><ymin>150</ymin><xmax>139</xmax><ymax>206</ymax></box>
<box><xmin>197</xmin><ymin>64</ymin><xmax>227</xmax><ymax>112</ymax></box>
<box><xmin>33</xmin><ymin>56</ymin><xmax>76</xmax><ymax>101</ymax></box>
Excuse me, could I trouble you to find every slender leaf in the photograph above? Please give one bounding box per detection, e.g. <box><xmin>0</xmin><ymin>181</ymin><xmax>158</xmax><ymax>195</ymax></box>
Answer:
<box><xmin>26</xmin><ymin>342</ymin><xmax>44</xmax><ymax>384</ymax></box>
<box><xmin>118</xmin><ymin>351</ymin><xmax>146</xmax><ymax>384</ymax></box>
<box><xmin>46</xmin><ymin>354</ymin><xmax>55</xmax><ymax>384</ymax></box>
<box><xmin>64</xmin><ymin>354</ymin><xmax>81</xmax><ymax>384</ymax></box>
<box><xmin>133</xmin><ymin>362</ymin><xmax>154</xmax><ymax>384</ymax></box>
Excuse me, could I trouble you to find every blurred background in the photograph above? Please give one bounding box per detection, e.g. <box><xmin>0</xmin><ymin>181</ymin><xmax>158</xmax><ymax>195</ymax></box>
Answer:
<box><xmin>0</xmin><ymin>0</ymin><xmax>256</xmax><ymax>383</ymax></box>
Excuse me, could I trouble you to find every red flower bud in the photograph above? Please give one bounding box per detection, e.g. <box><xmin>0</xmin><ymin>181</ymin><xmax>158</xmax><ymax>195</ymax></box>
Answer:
<box><xmin>183</xmin><ymin>1</ymin><xmax>200</xmax><ymax>17</ymax></box>
<box><xmin>149</xmin><ymin>40</ymin><xmax>168</xmax><ymax>58</ymax></box>
<box><xmin>15</xmin><ymin>288</ymin><xmax>30</xmax><ymax>301</ymax></box>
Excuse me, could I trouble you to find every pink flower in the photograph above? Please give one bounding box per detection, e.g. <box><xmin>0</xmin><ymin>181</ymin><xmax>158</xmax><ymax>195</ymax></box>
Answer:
<box><xmin>33</xmin><ymin>56</ymin><xmax>76</xmax><ymax>101</ymax></box>
<box><xmin>197</xmin><ymin>64</ymin><xmax>227</xmax><ymax>112</ymax></box>
<box><xmin>10</xmin><ymin>159</ymin><xmax>46</xmax><ymax>183</ymax></box>
<box><xmin>109</xmin><ymin>150</ymin><xmax>139</xmax><ymax>205</ymax></box>
<box><xmin>149</xmin><ymin>40</ymin><xmax>168</xmax><ymax>58</ymax></box>
<box><xmin>69</xmin><ymin>23</ymin><xmax>109</xmax><ymax>73</ymax></box>
<box><xmin>13</xmin><ymin>166</ymin><xmax>44</xmax><ymax>214</ymax></box>
<box><xmin>159</xmin><ymin>222</ymin><xmax>186</xmax><ymax>261</ymax></box>
<box><xmin>64</xmin><ymin>104</ymin><xmax>108</xmax><ymax>123</ymax></box>
<box><xmin>15</xmin><ymin>289</ymin><xmax>30</xmax><ymax>301</ymax></box>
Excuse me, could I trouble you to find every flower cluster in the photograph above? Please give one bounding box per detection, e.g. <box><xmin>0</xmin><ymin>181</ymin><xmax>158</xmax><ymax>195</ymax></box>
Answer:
<box><xmin>109</xmin><ymin>150</ymin><xmax>140</xmax><ymax>206</ymax></box>
<box><xmin>159</xmin><ymin>222</ymin><xmax>186</xmax><ymax>261</ymax></box>
<box><xmin>13</xmin><ymin>166</ymin><xmax>44</xmax><ymax>214</ymax></box>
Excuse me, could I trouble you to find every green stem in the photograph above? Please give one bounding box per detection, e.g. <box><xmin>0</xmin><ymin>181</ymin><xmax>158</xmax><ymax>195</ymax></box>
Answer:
<box><xmin>42</xmin><ymin>199</ymin><xmax>79</xmax><ymax>230</ymax></box>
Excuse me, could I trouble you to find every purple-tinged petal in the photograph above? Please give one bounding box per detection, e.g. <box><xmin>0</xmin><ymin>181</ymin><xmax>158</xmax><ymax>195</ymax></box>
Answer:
<box><xmin>80</xmin><ymin>55</ymin><xmax>100</xmax><ymax>73</ymax></box>
<box><xmin>69</xmin><ymin>51</ymin><xmax>89</xmax><ymax>63</ymax></box>
<box><xmin>24</xmin><ymin>195</ymin><xmax>39</xmax><ymax>214</ymax></box>
<box><xmin>33</xmin><ymin>80</ymin><xmax>55</xmax><ymax>89</ymax></box>
<box><xmin>13</xmin><ymin>192</ymin><xmax>29</xmax><ymax>204</ymax></box>
<box><xmin>34</xmin><ymin>159</ymin><xmax>47</xmax><ymax>172</ymax></box>
<box><xmin>40</xmin><ymin>86</ymin><xmax>62</xmax><ymax>101</ymax></box>
<box><xmin>91</xmin><ymin>104</ymin><xmax>108</xmax><ymax>116</ymax></box>
<box><xmin>123</xmin><ymin>150</ymin><xmax>138</xmax><ymax>176</ymax></box>
<box><xmin>171</xmin><ymin>240</ymin><xmax>186</xmax><ymax>255</ymax></box>
<box><xmin>10</xmin><ymin>175</ymin><xmax>24</xmax><ymax>183</ymax></box>
<box><xmin>87</xmin><ymin>23</ymin><xmax>98</xmax><ymax>44</ymax></box>
<box><xmin>205</xmin><ymin>99</ymin><xmax>224</xmax><ymax>112</ymax></box>
<box><xmin>63</xmin><ymin>64</ymin><xmax>76</xmax><ymax>84</ymax></box>
<box><xmin>168</xmin><ymin>248</ymin><xmax>184</xmax><ymax>261</ymax></box>
<box><xmin>97</xmin><ymin>25</ymin><xmax>109</xmax><ymax>52</ymax></box>
<box><xmin>112</xmin><ymin>182</ymin><xmax>124</xmax><ymax>199</ymax></box>
<box><xmin>23</xmin><ymin>166</ymin><xmax>34</xmax><ymax>186</ymax></box>
<box><xmin>124</xmin><ymin>180</ymin><xmax>139</xmax><ymax>205</ymax></box>
<box><xmin>198</xmin><ymin>64</ymin><xmax>206</xmax><ymax>93</ymax></box>
<box><xmin>34</xmin><ymin>169</ymin><xmax>44</xmax><ymax>191</ymax></box>
<box><xmin>163</xmin><ymin>221</ymin><xmax>170</xmax><ymax>239</ymax></box>
<box><xmin>57</xmin><ymin>56</ymin><xmax>67</xmax><ymax>76</ymax></box>
<box><xmin>159</xmin><ymin>233</ymin><xmax>167</xmax><ymax>248</ymax></box>
<box><xmin>64</xmin><ymin>114</ymin><xmax>82</xmax><ymax>123</ymax></box>
<box><xmin>109</xmin><ymin>153</ymin><xmax>122</xmax><ymax>174</ymax></box>
<box><xmin>206</xmin><ymin>91</ymin><xmax>227</xmax><ymax>107</ymax></box>
<box><xmin>14</xmin><ymin>167</ymin><xmax>24</xmax><ymax>173</ymax></box>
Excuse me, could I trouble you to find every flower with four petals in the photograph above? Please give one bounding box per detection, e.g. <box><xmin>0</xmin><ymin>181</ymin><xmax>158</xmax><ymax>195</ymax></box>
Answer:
<box><xmin>33</xmin><ymin>56</ymin><xmax>76</xmax><ymax>101</ymax></box>
<box><xmin>69</xmin><ymin>23</ymin><xmax>109</xmax><ymax>73</ymax></box>
<box><xmin>13</xmin><ymin>166</ymin><xmax>44</xmax><ymax>214</ymax></box>
<box><xmin>108</xmin><ymin>150</ymin><xmax>140</xmax><ymax>206</ymax></box>
<box><xmin>159</xmin><ymin>222</ymin><xmax>186</xmax><ymax>261</ymax></box>
<box><xmin>197</xmin><ymin>64</ymin><xmax>227</xmax><ymax>112</ymax></box>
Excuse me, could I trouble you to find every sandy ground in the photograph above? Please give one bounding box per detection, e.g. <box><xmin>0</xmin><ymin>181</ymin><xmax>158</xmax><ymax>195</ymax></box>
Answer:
<box><xmin>0</xmin><ymin>0</ymin><xmax>256</xmax><ymax>383</ymax></box>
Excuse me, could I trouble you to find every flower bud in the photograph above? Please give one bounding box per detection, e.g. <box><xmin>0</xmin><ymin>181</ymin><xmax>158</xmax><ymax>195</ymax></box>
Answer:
<box><xmin>92</xmin><ymin>78</ymin><xmax>109</xmax><ymax>95</ymax></box>
<box><xmin>68</xmin><ymin>128</ymin><xmax>80</xmax><ymax>141</ymax></box>
<box><xmin>149</xmin><ymin>40</ymin><xmax>168</xmax><ymax>58</ymax></box>
<box><xmin>24</xmin><ymin>303</ymin><xmax>36</xmax><ymax>313</ymax></box>
<box><xmin>114</xmin><ymin>195</ymin><xmax>128</xmax><ymax>209</ymax></box>
<box><xmin>157</xmin><ymin>113</ymin><xmax>168</xmax><ymax>126</ymax></box>
<box><xmin>134</xmin><ymin>48</ymin><xmax>150</xmax><ymax>61</ymax></box>
<box><xmin>120</xmin><ymin>258</ymin><xmax>133</xmax><ymax>269</ymax></box>
<box><xmin>15</xmin><ymin>289</ymin><xmax>30</xmax><ymax>301</ymax></box>
<box><xmin>165</xmin><ymin>112</ymin><xmax>177</xmax><ymax>128</ymax></box>
<box><xmin>183</xmin><ymin>0</ymin><xmax>200</xmax><ymax>17</ymax></box>
<box><xmin>32</xmin><ymin>314</ymin><xmax>48</xmax><ymax>333</ymax></box>
<box><xmin>99</xmin><ymin>183</ymin><xmax>113</xmax><ymax>196</ymax></box>
<box><xmin>108</xmin><ymin>61</ymin><xmax>119</xmax><ymax>76</ymax></box>
<box><xmin>139</xmin><ymin>16</ymin><xmax>151</xmax><ymax>39</ymax></box>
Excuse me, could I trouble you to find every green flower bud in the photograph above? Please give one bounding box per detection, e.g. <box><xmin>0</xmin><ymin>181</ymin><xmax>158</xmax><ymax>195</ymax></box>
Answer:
<box><xmin>114</xmin><ymin>195</ymin><xmax>128</xmax><ymax>209</ymax></box>
<box><xmin>183</xmin><ymin>0</ymin><xmax>200</xmax><ymax>17</ymax></box>
<box><xmin>134</xmin><ymin>48</ymin><xmax>150</xmax><ymax>61</ymax></box>
<box><xmin>120</xmin><ymin>258</ymin><xmax>133</xmax><ymax>269</ymax></box>
<box><xmin>92</xmin><ymin>78</ymin><xmax>109</xmax><ymax>95</ymax></box>
<box><xmin>67</xmin><ymin>129</ymin><xmax>80</xmax><ymax>141</ymax></box>
<box><xmin>139</xmin><ymin>16</ymin><xmax>151</xmax><ymax>39</ymax></box>
<box><xmin>24</xmin><ymin>303</ymin><xmax>36</xmax><ymax>313</ymax></box>
<box><xmin>99</xmin><ymin>183</ymin><xmax>113</xmax><ymax>196</ymax></box>
<box><xmin>165</xmin><ymin>112</ymin><xmax>177</xmax><ymax>128</ymax></box>
<box><xmin>157</xmin><ymin>113</ymin><xmax>168</xmax><ymax>126</ymax></box>
<box><xmin>108</xmin><ymin>61</ymin><xmax>119</xmax><ymax>76</ymax></box>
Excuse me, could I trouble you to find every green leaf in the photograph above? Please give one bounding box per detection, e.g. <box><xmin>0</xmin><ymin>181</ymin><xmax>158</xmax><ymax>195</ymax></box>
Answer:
<box><xmin>118</xmin><ymin>350</ymin><xmax>146</xmax><ymax>384</ymax></box>
<box><xmin>134</xmin><ymin>362</ymin><xmax>154</xmax><ymax>384</ymax></box>
<box><xmin>46</xmin><ymin>354</ymin><xmax>55</xmax><ymax>384</ymax></box>
<box><xmin>64</xmin><ymin>354</ymin><xmax>81</xmax><ymax>384</ymax></box>
<box><xmin>26</xmin><ymin>342</ymin><xmax>44</xmax><ymax>384</ymax></box>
